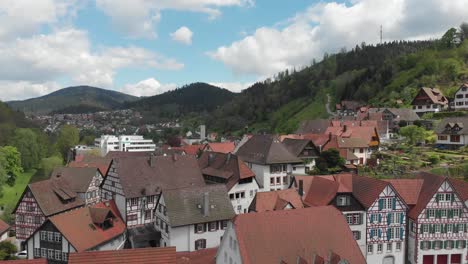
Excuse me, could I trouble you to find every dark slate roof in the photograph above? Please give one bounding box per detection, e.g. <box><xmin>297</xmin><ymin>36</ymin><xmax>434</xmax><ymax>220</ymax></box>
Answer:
<box><xmin>24</xmin><ymin>179</ymin><xmax>85</xmax><ymax>217</ymax></box>
<box><xmin>198</xmin><ymin>152</ymin><xmax>255</xmax><ymax>190</ymax></box>
<box><xmin>236</xmin><ymin>135</ymin><xmax>302</xmax><ymax>165</ymax></box>
<box><xmin>111</xmin><ymin>155</ymin><xmax>206</xmax><ymax>198</ymax></box>
<box><xmin>51</xmin><ymin>167</ymin><xmax>98</xmax><ymax>193</ymax></box>
<box><xmin>296</xmin><ymin>119</ymin><xmax>330</xmax><ymax>134</ymax></box>
<box><xmin>163</xmin><ymin>185</ymin><xmax>235</xmax><ymax>227</ymax></box>
<box><xmin>282</xmin><ymin>138</ymin><xmax>319</xmax><ymax>158</ymax></box>
<box><xmin>368</xmin><ymin>108</ymin><xmax>420</xmax><ymax>122</ymax></box>
<box><xmin>435</xmin><ymin>117</ymin><xmax>468</xmax><ymax>135</ymax></box>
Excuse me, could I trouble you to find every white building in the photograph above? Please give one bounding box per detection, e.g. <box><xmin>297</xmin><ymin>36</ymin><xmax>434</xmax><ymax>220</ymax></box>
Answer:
<box><xmin>198</xmin><ymin>152</ymin><xmax>260</xmax><ymax>214</ymax></box>
<box><xmin>155</xmin><ymin>185</ymin><xmax>235</xmax><ymax>252</ymax></box>
<box><xmin>25</xmin><ymin>201</ymin><xmax>125</xmax><ymax>262</ymax></box>
<box><xmin>95</xmin><ymin>135</ymin><xmax>156</xmax><ymax>156</ymax></box>
<box><xmin>453</xmin><ymin>83</ymin><xmax>468</xmax><ymax>110</ymax></box>
<box><xmin>235</xmin><ymin>135</ymin><xmax>304</xmax><ymax>192</ymax></box>
<box><xmin>435</xmin><ymin>117</ymin><xmax>468</xmax><ymax>148</ymax></box>
<box><xmin>411</xmin><ymin>87</ymin><xmax>448</xmax><ymax>115</ymax></box>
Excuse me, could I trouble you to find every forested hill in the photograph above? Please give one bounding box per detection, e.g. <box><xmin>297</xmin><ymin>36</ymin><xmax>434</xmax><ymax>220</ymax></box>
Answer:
<box><xmin>127</xmin><ymin>82</ymin><xmax>237</xmax><ymax>123</ymax></box>
<box><xmin>0</xmin><ymin>101</ymin><xmax>35</xmax><ymax>145</ymax></box>
<box><xmin>7</xmin><ymin>86</ymin><xmax>138</xmax><ymax>114</ymax></box>
<box><xmin>206</xmin><ymin>27</ymin><xmax>468</xmax><ymax>134</ymax></box>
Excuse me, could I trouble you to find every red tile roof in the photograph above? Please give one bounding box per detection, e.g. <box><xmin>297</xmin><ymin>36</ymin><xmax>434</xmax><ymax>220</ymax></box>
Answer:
<box><xmin>293</xmin><ymin>176</ymin><xmax>339</xmax><ymax>206</ymax></box>
<box><xmin>384</xmin><ymin>179</ymin><xmax>424</xmax><ymax>205</ymax></box>
<box><xmin>352</xmin><ymin>175</ymin><xmax>391</xmax><ymax>208</ymax></box>
<box><xmin>69</xmin><ymin>156</ymin><xmax>112</xmax><ymax>176</ymax></box>
<box><xmin>176</xmin><ymin>248</ymin><xmax>217</xmax><ymax>264</ymax></box>
<box><xmin>68</xmin><ymin>247</ymin><xmax>176</xmax><ymax>264</ymax></box>
<box><xmin>249</xmin><ymin>189</ymin><xmax>304</xmax><ymax>212</ymax></box>
<box><xmin>450</xmin><ymin>178</ymin><xmax>468</xmax><ymax>201</ymax></box>
<box><xmin>0</xmin><ymin>260</ymin><xmax>47</xmax><ymax>264</ymax></box>
<box><xmin>233</xmin><ymin>206</ymin><xmax>366</xmax><ymax>264</ymax></box>
<box><xmin>0</xmin><ymin>218</ymin><xmax>10</xmax><ymax>236</ymax></box>
<box><xmin>205</xmin><ymin>142</ymin><xmax>236</xmax><ymax>154</ymax></box>
<box><xmin>181</xmin><ymin>145</ymin><xmax>205</xmax><ymax>155</ymax></box>
<box><xmin>48</xmin><ymin>200</ymin><xmax>125</xmax><ymax>252</ymax></box>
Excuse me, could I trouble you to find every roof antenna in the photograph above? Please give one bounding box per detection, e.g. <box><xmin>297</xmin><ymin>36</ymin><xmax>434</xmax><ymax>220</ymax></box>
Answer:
<box><xmin>380</xmin><ymin>25</ymin><xmax>383</xmax><ymax>44</ymax></box>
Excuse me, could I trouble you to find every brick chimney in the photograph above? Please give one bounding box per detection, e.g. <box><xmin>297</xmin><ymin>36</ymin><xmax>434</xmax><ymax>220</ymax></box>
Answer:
<box><xmin>298</xmin><ymin>180</ymin><xmax>304</xmax><ymax>197</ymax></box>
<box><xmin>202</xmin><ymin>192</ymin><xmax>209</xmax><ymax>217</ymax></box>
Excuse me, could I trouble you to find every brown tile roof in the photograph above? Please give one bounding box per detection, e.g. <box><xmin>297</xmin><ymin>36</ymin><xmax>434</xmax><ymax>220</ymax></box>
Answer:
<box><xmin>384</xmin><ymin>179</ymin><xmax>424</xmax><ymax>205</ymax></box>
<box><xmin>198</xmin><ymin>152</ymin><xmax>255</xmax><ymax>190</ymax></box>
<box><xmin>421</xmin><ymin>87</ymin><xmax>448</xmax><ymax>105</ymax></box>
<box><xmin>48</xmin><ymin>200</ymin><xmax>125</xmax><ymax>252</ymax></box>
<box><xmin>337</xmin><ymin>137</ymin><xmax>368</xmax><ymax>148</ymax></box>
<box><xmin>176</xmin><ymin>248</ymin><xmax>217</xmax><ymax>264</ymax></box>
<box><xmin>205</xmin><ymin>142</ymin><xmax>236</xmax><ymax>154</ymax></box>
<box><xmin>236</xmin><ymin>135</ymin><xmax>302</xmax><ymax>164</ymax></box>
<box><xmin>233</xmin><ymin>206</ymin><xmax>366</xmax><ymax>264</ymax></box>
<box><xmin>296</xmin><ymin>119</ymin><xmax>331</xmax><ymax>134</ymax></box>
<box><xmin>449</xmin><ymin>178</ymin><xmax>468</xmax><ymax>201</ymax></box>
<box><xmin>163</xmin><ymin>185</ymin><xmax>235</xmax><ymax>227</ymax></box>
<box><xmin>51</xmin><ymin>167</ymin><xmax>99</xmax><ymax>193</ymax></box>
<box><xmin>292</xmin><ymin>176</ymin><xmax>339</xmax><ymax>207</ymax></box>
<box><xmin>69</xmin><ymin>156</ymin><xmax>112</xmax><ymax>177</ymax></box>
<box><xmin>0</xmin><ymin>260</ymin><xmax>47</xmax><ymax>264</ymax></box>
<box><xmin>68</xmin><ymin>247</ymin><xmax>176</xmax><ymax>264</ymax></box>
<box><xmin>282</xmin><ymin>138</ymin><xmax>319</xmax><ymax>158</ymax></box>
<box><xmin>20</xmin><ymin>179</ymin><xmax>85</xmax><ymax>217</ymax></box>
<box><xmin>249</xmin><ymin>189</ymin><xmax>304</xmax><ymax>212</ymax></box>
<box><xmin>351</xmin><ymin>175</ymin><xmax>390</xmax><ymax>208</ymax></box>
<box><xmin>110</xmin><ymin>155</ymin><xmax>206</xmax><ymax>198</ymax></box>
<box><xmin>181</xmin><ymin>144</ymin><xmax>205</xmax><ymax>155</ymax></box>
<box><xmin>0</xmin><ymin>218</ymin><xmax>10</xmax><ymax>236</ymax></box>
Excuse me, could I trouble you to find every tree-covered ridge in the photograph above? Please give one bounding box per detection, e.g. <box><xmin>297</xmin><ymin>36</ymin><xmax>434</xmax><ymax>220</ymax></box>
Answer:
<box><xmin>7</xmin><ymin>85</ymin><xmax>138</xmax><ymax>114</ymax></box>
<box><xmin>127</xmin><ymin>82</ymin><xmax>237</xmax><ymax>122</ymax></box>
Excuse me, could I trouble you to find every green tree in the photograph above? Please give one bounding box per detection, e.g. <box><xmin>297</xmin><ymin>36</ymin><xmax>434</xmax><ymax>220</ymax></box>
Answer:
<box><xmin>33</xmin><ymin>156</ymin><xmax>63</xmax><ymax>182</ymax></box>
<box><xmin>10</xmin><ymin>128</ymin><xmax>41</xmax><ymax>170</ymax></box>
<box><xmin>0</xmin><ymin>146</ymin><xmax>23</xmax><ymax>186</ymax></box>
<box><xmin>55</xmin><ymin>125</ymin><xmax>79</xmax><ymax>161</ymax></box>
<box><xmin>0</xmin><ymin>241</ymin><xmax>17</xmax><ymax>260</ymax></box>
<box><xmin>460</xmin><ymin>22</ymin><xmax>468</xmax><ymax>41</ymax></box>
<box><xmin>439</xmin><ymin>28</ymin><xmax>459</xmax><ymax>49</ymax></box>
<box><xmin>400</xmin><ymin>125</ymin><xmax>426</xmax><ymax>145</ymax></box>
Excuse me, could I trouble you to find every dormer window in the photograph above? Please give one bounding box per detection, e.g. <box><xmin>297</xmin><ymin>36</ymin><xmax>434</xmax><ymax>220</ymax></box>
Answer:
<box><xmin>336</xmin><ymin>195</ymin><xmax>350</xmax><ymax>206</ymax></box>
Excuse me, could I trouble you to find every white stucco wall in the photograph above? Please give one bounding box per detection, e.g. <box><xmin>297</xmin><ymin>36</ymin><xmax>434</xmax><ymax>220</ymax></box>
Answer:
<box><xmin>229</xmin><ymin>181</ymin><xmax>259</xmax><ymax>214</ymax></box>
<box><xmin>216</xmin><ymin>222</ymin><xmax>242</xmax><ymax>264</ymax></box>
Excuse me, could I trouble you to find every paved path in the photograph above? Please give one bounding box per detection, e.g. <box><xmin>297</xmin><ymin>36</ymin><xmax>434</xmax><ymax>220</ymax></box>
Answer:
<box><xmin>325</xmin><ymin>94</ymin><xmax>336</xmax><ymax>117</ymax></box>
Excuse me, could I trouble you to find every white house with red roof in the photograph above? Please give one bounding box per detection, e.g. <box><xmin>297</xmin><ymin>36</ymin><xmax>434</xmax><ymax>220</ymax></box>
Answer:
<box><xmin>387</xmin><ymin>173</ymin><xmax>468</xmax><ymax>264</ymax></box>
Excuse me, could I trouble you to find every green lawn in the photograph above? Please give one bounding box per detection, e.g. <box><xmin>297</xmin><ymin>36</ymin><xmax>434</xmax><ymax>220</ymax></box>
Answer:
<box><xmin>0</xmin><ymin>170</ymin><xmax>36</xmax><ymax>210</ymax></box>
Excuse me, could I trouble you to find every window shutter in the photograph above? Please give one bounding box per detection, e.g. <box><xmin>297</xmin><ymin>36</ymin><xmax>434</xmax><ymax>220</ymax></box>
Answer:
<box><xmin>392</xmin><ymin>197</ymin><xmax>396</xmax><ymax>210</ymax></box>
<box><xmin>448</xmin><ymin>209</ymin><xmax>453</xmax><ymax>219</ymax></box>
<box><xmin>426</xmin><ymin>210</ymin><xmax>430</xmax><ymax>219</ymax></box>
<box><xmin>420</xmin><ymin>241</ymin><xmax>424</xmax><ymax>249</ymax></box>
<box><xmin>454</xmin><ymin>224</ymin><xmax>459</xmax><ymax>233</ymax></box>
<box><xmin>451</xmin><ymin>193</ymin><xmax>455</xmax><ymax>203</ymax></box>
<box><xmin>370</xmin><ymin>229</ymin><xmax>375</xmax><ymax>238</ymax></box>
<box><xmin>387</xmin><ymin>213</ymin><xmax>391</xmax><ymax>225</ymax></box>
<box><xmin>456</xmin><ymin>240</ymin><xmax>460</xmax><ymax>248</ymax></box>
<box><xmin>400</xmin><ymin>227</ymin><xmax>404</xmax><ymax>239</ymax></box>
<box><xmin>194</xmin><ymin>224</ymin><xmax>197</xmax><ymax>234</ymax></box>
<box><xmin>463</xmin><ymin>240</ymin><xmax>467</xmax><ymax>248</ymax></box>
<box><xmin>359</xmin><ymin>213</ymin><xmax>363</xmax><ymax>224</ymax></box>
<box><xmin>387</xmin><ymin>228</ymin><xmax>390</xmax><ymax>240</ymax></box>
<box><xmin>436</xmin><ymin>193</ymin><xmax>440</xmax><ymax>203</ymax></box>
<box><xmin>400</xmin><ymin>213</ymin><xmax>404</xmax><ymax>224</ymax></box>
<box><xmin>378</xmin><ymin>214</ymin><xmax>382</xmax><ymax>223</ymax></box>
<box><xmin>370</xmin><ymin>214</ymin><xmax>374</xmax><ymax>223</ymax></box>
<box><xmin>378</xmin><ymin>228</ymin><xmax>382</xmax><ymax>238</ymax></box>
<box><xmin>444</xmin><ymin>240</ymin><xmax>448</xmax><ymax>249</ymax></box>
<box><xmin>431</xmin><ymin>241</ymin><xmax>435</xmax><ymax>249</ymax></box>
<box><xmin>378</xmin><ymin>199</ymin><xmax>383</xmax><ymax>210</ymax></box>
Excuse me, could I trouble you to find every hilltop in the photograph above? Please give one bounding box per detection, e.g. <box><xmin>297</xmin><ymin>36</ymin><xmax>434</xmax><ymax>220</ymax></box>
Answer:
<box><xmin>7</xmin><ymin>86</ymin><xmax>138</xmax><ymax>114</ymax></box>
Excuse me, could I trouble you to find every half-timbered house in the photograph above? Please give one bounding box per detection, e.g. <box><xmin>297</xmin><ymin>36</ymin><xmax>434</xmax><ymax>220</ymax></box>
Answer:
<box><xmin>100</xmin><ymin>154</ymin><xmax>206</xmax><ymax>227</ymax></box>
<box><xmin>155</xmin><ymin>185</ymin><xmax>235</xmax><ymax>252</ymax></box>
<box><xmin>198</xmin><ymin>152</ymin><xmax>259</xmax><ymax>214</ymax></box>
<box><xmin>51</xmin><ymin>167</ymin><xmax>103</xmax><ymax>205</ymax></box>
<box><xmin>387</xmin><ymin>173</ymin><xmax>468</xmax><ymax>264</ymax></box>
<box><xmin>25</xmin><ymin>200</ymin><xmax>125</xmax><ymax>264</ymax></box>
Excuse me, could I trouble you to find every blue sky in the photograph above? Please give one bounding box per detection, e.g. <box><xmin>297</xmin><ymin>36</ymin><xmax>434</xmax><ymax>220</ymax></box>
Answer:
<box><xmin>0</xmin><ymin>0</ymin><xmax>467</xmax><ymax>100</ymax></box>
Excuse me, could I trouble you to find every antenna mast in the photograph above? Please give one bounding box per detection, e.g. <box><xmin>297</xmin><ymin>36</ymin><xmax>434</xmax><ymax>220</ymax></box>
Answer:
<box><xmin>380</xmin><ymin>25</ymin><xmax>383</xmax><ymax>44</ymax></box>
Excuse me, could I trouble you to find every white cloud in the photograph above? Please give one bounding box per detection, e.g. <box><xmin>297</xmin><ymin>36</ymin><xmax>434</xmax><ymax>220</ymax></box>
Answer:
<box><xmin>171</xmin><ymin>26</ymin><xmax>193</xmax><ymax>45</ymax></box>
<box><xmin>209</xmin><ymin>82</ymin><xmax>253</xmax><ymax>93</ymax></box>
<box><xmin>209</xmin><ymin>0</ymin><xmax>468</xmax><ymax>76</ymax></box>
<box><xmin>121</xmin><ymin>78</ymin><xmax>177</xmax><ymax>97</ymax></box>
<box><xmin>0</xmin><ymin>28</ymin><xmax>183</xmax><ymax>90</ymax></box>
<box><xmin>0</xmin><ymin>81</ymin><xmax>61</xmax><ymax>101</ymax></box>
<box><xmin>0</xmin><ymin>0</ymin><xmax>80</xmax><ymax>40</ymax></box>
<box><xmin>95</xmin><ymin>0</ymin><xmax>253</xmax><ymax>38</ymax></box>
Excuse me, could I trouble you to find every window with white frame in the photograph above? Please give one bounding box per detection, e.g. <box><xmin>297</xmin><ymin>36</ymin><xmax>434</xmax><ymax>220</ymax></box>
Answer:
<box><xmin>195</xmin><ymin>224</ymin><xmax>205</xmax><ymax>233</ymax></box>
<box><xmin>388</xmin><ymin>228</ymin><xmax>394</xmax><ymax>239</ymax></box>
<box><xmin>434</xmin><ymin>240</ymin><xmax>442</xmax><ymax>250</ymax></box>
<box><xmin>427</xmin><ymin>209</ymin><xmax>435</xmax><ymax>218</ymax></box>
<box><xmin>441</xmin><ymin>209</ymin><xmax>447</xmax><ymax>218</ymax></box>
<box><xmin>209</xmin><ymin>222</ymin><xmax>217</xmax><ymax>231</ymax></box>
<box><xmin>367</xmin><ymin>244</ymin><xmax>373</xmax><ymax>254</ymax></box>
<box><xmin>386</xmin><ymin>198</ymin><xmax>392</xmax><ymax>209</ymax></box>
<box><xmin>453</xmin><ymin>209</ymin><xmax>460</xmax><ymax>218</ymax></box>
<box><xmin>423</xmin><ymin>224</ymin><xmax>429</xmax><ymax>233</ymax></box>
<box><xmin>393</xmin><ymin>227</ymin><xmax>401</xmax><ymax>239</ymax></box>
<box><xmin>435</xmin><ymin>224</ymin><xmax>441</xmax><ymax>233</ymax></box>
<box><xmin>421</xmin><ymin>241</ymin><xmax>430</xmax><ymax>250</ymax></box>
<box><xmin>40</xmin><ymin>231</ymin><xmax>47</xmax><ymax>241</ymax></box>
<box><xmin>387</xmin><ymin>243</ymin><xmax>392</xmax><ymax>252</ymax></box>
<box><xmin>55</xmin><ymin>250</ymin><xmax>61</xmax><ymax>261</ymax></box>
<box><xmin>337</xmin><ymin>195</ymin><xmax>350</xmax><ymax>206</ymax></box>
<box><xmin>352</xmin><ymin>231</ymin><xmax>361</xmax><ymax>240</ymax></box>
<box><xmin>377</xmin><ymin>244</ymin><xmax>383</xmax><ymax>253</ymax></box>
<box><xmin>447</xmin><ymin>224</ymin><xmax>453</xmax><ymax>233</ymax></box>
<box><xmin>48</xmin><ymin>249</ymin><xmax>54</xmax><ymax>259</ymax></box>
<box><xmin>396</xmin><ymin>242</ymin><xmax>401</xmax><ymax>251</ymax></box>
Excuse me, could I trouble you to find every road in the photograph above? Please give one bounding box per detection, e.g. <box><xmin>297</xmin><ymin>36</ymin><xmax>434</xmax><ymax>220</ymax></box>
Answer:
<box><xmin>325</xmin><ymin>94</ymin><xmax>336</xmax><ymax>117</ymax></box>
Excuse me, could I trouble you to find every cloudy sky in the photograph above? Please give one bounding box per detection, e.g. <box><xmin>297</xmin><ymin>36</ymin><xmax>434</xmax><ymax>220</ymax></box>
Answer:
<box><xmin>1</xmin><ymin>0</ymin><xmax>467</xmax><ymax>101</ymax></box>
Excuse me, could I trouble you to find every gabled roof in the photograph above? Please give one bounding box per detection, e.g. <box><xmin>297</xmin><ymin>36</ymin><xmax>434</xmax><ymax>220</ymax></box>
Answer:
<box><xmin>205</xmin><ymin>142</ymin><xmax>236</xmax><ymax>154</ymax></box>
<box><xmin>51</xmin><ymin>167</ymin><xmax>99</xmax><ymax>193</ymax></box>
<box><xmin>411</xmin><ymin>87</ymin><xmax>448</xmax><ymax>105</ymax></box>
<box><xmin>163</xmin><ymin>185</ymin><xmax>235</xmax><ymax>227</ymax></box>
<box><xmin>296</xmin><ymin>119</ymin><xmax>331</xmax><ymax>134</ymax></box>
<box><xmin>18</xmin><ymin>179</ymin><xmax>85</xmax><ymax>217</ymax></box>
<box><xmin>282</xmin><ymin>138</ymin><xmax>319</xmax><ymax>158</ymax></box>
<box><xmin>176</xmin><ymin>248</ymin><xmax>217</xmax><ymax>264</ymax></box>
<box><xmin>292</xmin><ymin>176</ymin><xmax>339</xmax><ymax>207</ymax></box>
<box><xmin>352</xmin><ymin>175</ymin><xmax>392</xmax><ymax>209</ymax></box>
<box><xmin>233</xmin><ymin>206</ymin><xmax>366</xmax><ymax>264</ymax></box>
<box><xmin>110</xmin><ymin>155</ymin><xmax>206</xmax><ymax>198</ymax></box>
<box><xmin>198</xmin><ymin>152</ymin><xmax>255</xmax><ymax>190</ymax></box>
<box><xmin>435</xmin><ymin>117</ymin><xmax>468</xmax><ymax>135</ymax></box>
<box><xmin>450</xmin><ymin>177</ymin><xmax>468</xmax><ymax>202</ymax></box>
<box><xmin>249</xmin><ymin>189</ymin><xmax>304</xmax><ymax>212</ymax></box>
<box><xmin>236</xmin><ymin>135</ymin><xmax>302</xmax><ymax>165</ymax></box>
<box><xmin>69</xmin><ymin>156</ymin><xmax>112</xmax><ymax>177</ymax></box>
<box><xmin>0</xmin><ymin>218</ymin><xmax>9</xmax><ymax>235</ymax></box>
<box><xmin>383</xmin><ymin>179</ymin><xmax>424</xmax><ymax>206</ymax></box>
<box><xmin>337</xmin><ymin>137</ymin><xmax>368</xmax><ymax>148</ymax></box>
<box><xmin>48</xmin><ymin>200</ymin><xmax>125</xmax><ymax>252</ymax></box>
<box><xmin>68</xmin><ymin>247</ymin><xmax>176</xmax><ymax>264</ymax></box>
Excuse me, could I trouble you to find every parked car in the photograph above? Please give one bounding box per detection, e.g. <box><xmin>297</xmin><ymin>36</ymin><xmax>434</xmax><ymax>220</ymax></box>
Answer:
<box><xmin>15</xmin><ymin>250</ymin><xmax>27</xmax><ymax>259</ymax></box>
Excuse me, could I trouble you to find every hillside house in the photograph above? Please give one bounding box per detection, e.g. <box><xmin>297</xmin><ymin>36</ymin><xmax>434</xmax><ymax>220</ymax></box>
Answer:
<box><xmin>155</xmin><ymin>185</ymin><xmax>235</xmax><ymax>252</ymax></box>
<box><xmin>411</xmin><ymin>87</ymin><xmax>448</xmax><ymax>115</ymax></box>
<box><xmin>453</xmin><ymin>84</ymin><xmax>468</xmax><ymax>110</ymax></box>
<box><xmin>435</xmin><ymin>117</ymin><xmax>468</xmax><ymax>148</ymax></box>
<box><xmin>198</xmin><ymin>152</ymin><xmax>259</xmax><ymax>214</ymax></box>
<box><xmin>282</xmin><ymin>138</ymin><xmax>319</xmax><ymax>173</ymax></box>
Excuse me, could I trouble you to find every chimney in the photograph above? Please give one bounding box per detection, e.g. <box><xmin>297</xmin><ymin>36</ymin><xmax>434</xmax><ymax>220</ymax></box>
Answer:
<box><xmin>202</xmin><ymin>192</ymin><xmax>209</xmax><ymax>217</ymax></box>
<box><xmin>149</xmin><ymin>153</ymin><xmax>155</xmax><ymax>167</ymax></box>
<box><xmin>343</xmin><ymin>125</ymin><xmax>347</xmax><ymax>132</ymax></box>
<box><xmin>200</xmin><ymin>125</ymin><xmax>206</xmax><ymax>140</ymax></box>
<box><xmin>298</xmin><ymin>180</ymin><xmax>304</xmax><ymax>197</ymax></box>
<box><xmin>172</xmin><ymin>153</ymin><xmax>178</xmax><ymax>162</ymax></box>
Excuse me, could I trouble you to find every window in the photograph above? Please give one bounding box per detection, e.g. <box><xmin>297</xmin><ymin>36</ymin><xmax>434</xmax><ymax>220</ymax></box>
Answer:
<box><xmin>451</xmin><ymin>135</ymin><xmax>461</xmax><ymax>142</ymax></box>
<box><xmin>445</xmin><ymin>193</ymin><xmax>452</xmax><ymax>201</ymax></box>
<box><xmin>422</xmin><ymin>224</ymin><xmax>429</xmax><ymax>233</ymax></box>
<box><xmin>62</xmin><ymin>252</ymin><xmax>68</xmax><ymax>261</ymax></box>
<box><xmin>336</xmin><ymin>195</ymin><xmax>350</xmax><ymax>206</ymax></box>
<box><xmin>40</xmin><ymin>231</ymin><xmax>47</xmax><ymax>241</ymax></box>
<box><xmin>55</xmin><ymin>250</ymin><xmax>61</xmax><ymax>261</ymax></box>
<box><xmin>237</xmin><ymin>205</ymin><xmax>242</xmax><ymax>212</ymax></box>
<box><xmin>48</xmin><ymin>249</ymin><xmax>54</xmax><ymax>259</ymax></box>
<box><xmin>367</xmin><ymin>244</ymin><xmax>373</xmax><ymax>254</ymax></box>
<box><xmin>127</xmin><ymin>214</ymin><xmax>137</xmax><ymax>221</ymax></box>
<box><xmin>446</xmin><ymin>240</ymin><xmax>454</xmax><ymax>249</ymax></box>
<box><xmin>388</xmin><ymin>228</ymin><xmax>394</xmax><ymax>240</ymax></box>
<box><xmin>145</xmin><ymin>210</ymin><xmax>152</xmax><ymax>220</ymax></box>
<box><xmin>163</xmin><ymin>206</ymin><xmax>167</xmax><ymax>216</ymax></box>
<box><xmin>249</xmin><ymin>190</ymin><xmax>254</xmax><ymax>197</ymax></box>
<box><xmin>240</xmin><ymin>192</ymin><xmax>245</xmax><ymax>199</ymax></box>
<box><xmin>130</xmin><ymin>198</ymin><xmax>138</xmax><ymax>206</ymax></box>
<box><xmin>386</xmin><ymin>198</ymin><xmax>393</xmax><ymax>209</ymax></box>
<box><xmin>345</xmin><ymin>213</ymin><xmax>361</xmax><ymax>225</ymax></box>
<box><xmin>447</xmin><ymin>224</ymin><xmax>453</xmax><ymax>233</ymax></box>
<box><xmin>283</xmin><ymin>176</ymin><xmax>287</xmax><ymax>185</ymax></box>
<box><xmin>352</xmin><ymin>231</ymin><xmax>361</xmax><ymax>240</ymax></box>
<box><xmin>387</xmin><ymin>243</ymin><xmax>392</xmax><ymax>252</ymax></box>
<box><xmin>441</xmin><ymin>209</ymin><xmax>447</xmax><ymax>218</ymax></box>
<box><xmin>276</xmin><ymin>177</ymin><xmax>281</xmax><ymax>184</ymax></box>
<box><xmin>165</xmin><ymin>224</ymin><xmax>169</xmax><ymax>234</ymax></box>
<box><xmin>396</xmin><ymin>242</ymin><xmax>402</xmax><ymax>251</ymax></box>
<box><xmin>377</xmin><ymin>244</ymin><xmax>383</xmax><ymax>253</ymax></box>
<box><xmin>195</xmin><ymin>239</ymin><xmax>206</xmax><ymax>250</ymax></box>
<box><xmin>47</xmin><ymin>231</ymin><xmax>54</xmax><ymax>241</ymax></box>
<box><xmin>34</xmin><ymin>215</ymin><xmax>41</xmax><ymax>224</ymax></box>
<box><xmin>359</xmin><ymin>148</ymin><xmax>364</xmax><ymax>153</ymax></box>
<box><xmin>221</xmin><ymin>221</ymin><xmax>228</xmax><ymax>229</ymax></box>
<box><xmin>34</xmin><ymin>248</ymin><xmax>40</xmax><ymax>257</ymax></box>
<box><xmin>148</xmin><ymin>195</ymin><xmax>154</xmax><ymax>203</ymax></box>
<box><xmin>270</xmin><ymin>178</ymin><xmax>274</xmax><ymax>185</ymax></box>
<box><xmin>434</xmin><ymin>240</ymin><xmax>442</xmax><ymax>250</ymax></box>
<box><xmin>421</xmin><ymin>241</ymin><xmax>430</xmax><ymax>250</ymax></box>
<box><xmin>435</xmin><ymin>224</ymin><xmax>441</xmax><ymax>233</ymax></box>
<box><xmin>54</xmin><ymin>232</ymin><xmax>61</xmax><ymax>243</ymax></box>
<box><xmin>26</xmin><ymin>203</ymin><xmax>35</xmax><ymax>212</ymax></box>
<box><xmin>438</xmin><ymin>135</ymin><xmax>448</xmax><ymax>141</ymax></box>
<box><xmin>209</xmin><ymin>222</ymin><xmax>217</xmax><ymax>231</ymax></box>
<box><xmin>427</xmin><ymin>209</ymin><xmax>435</xmax><ymax>218</ymax></box>
<box><xmin>40</xmin><ymin>248</ymin><xmax>46</xmax><ymax>257</ymax></box>
<box><xmin>195</xmin><ymin>224</ymin><xmax>205</xmax><ymax>233</ymax></box>
<box><xmin>453</xmin><ymin>209</ymin><xmax>460</xmax><ymax>218</ymax></box>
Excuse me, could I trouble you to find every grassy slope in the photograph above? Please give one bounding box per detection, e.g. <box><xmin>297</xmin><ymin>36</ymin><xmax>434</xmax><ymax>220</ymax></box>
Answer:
<box><xmin>0</xmin><ymin>170</ymin><xmax>35</xmax><ymax>210</ymax></box>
